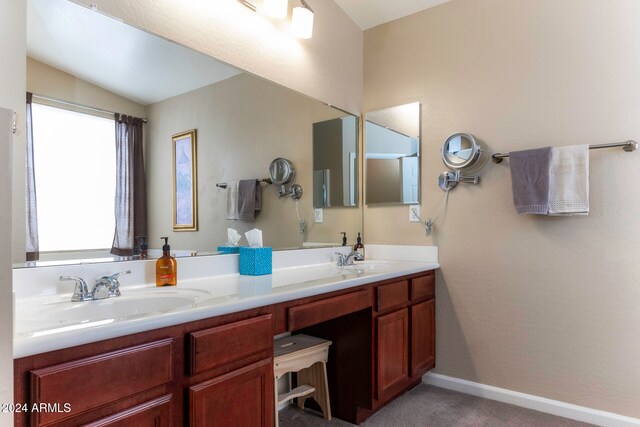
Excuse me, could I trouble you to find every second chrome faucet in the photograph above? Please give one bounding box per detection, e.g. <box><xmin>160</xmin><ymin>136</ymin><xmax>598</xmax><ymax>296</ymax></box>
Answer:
<box><xmin>335</xmin><ymin>251</ymin><xmax>364</xmax><ymax>267</ymax></box>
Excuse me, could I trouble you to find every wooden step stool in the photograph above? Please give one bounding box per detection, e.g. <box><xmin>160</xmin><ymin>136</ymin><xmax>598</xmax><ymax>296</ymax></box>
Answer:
<box><xmin>274</xmin><ymin>334</ymin><xmax>332</xmax><ymax>425</ymax></box>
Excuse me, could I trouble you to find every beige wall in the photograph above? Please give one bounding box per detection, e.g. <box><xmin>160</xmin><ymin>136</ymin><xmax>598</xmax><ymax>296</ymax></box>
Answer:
<box><xmin>146</xmin><ymin>73</ymin><xmax>362</xmax><ymax>251</ymax></box>
<box><xmin>0</xmin><ymin>0</ymin><xmax>24</xmax><ymax>423</ymax></box>
<box><xmin>364</xmin><ymin>0</ymin><xmax>640</xmax><ymax>418</ymax></box>
<box><xmin>72</xmin><ymin>0</ymin><xmax>363</xmax><ymax>115</ymax></box>
<box><xmin>27</xmin><ymin>57</ymin><xmax>146</xmax><ymax>118</ymax></box>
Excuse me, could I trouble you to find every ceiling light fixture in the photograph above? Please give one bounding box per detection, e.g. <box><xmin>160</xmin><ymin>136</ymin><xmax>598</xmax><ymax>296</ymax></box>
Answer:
<box><xmin>262</xmin><ymin>0</ymin><xmax>288</xmax><ymax>19</ymax></box>
<box><xmin>291</xmin><ymin>0</ymin><xmax>314</xmax><ymax>39</ymax></box>
<box><xmin>237</xmin><ymin>0</ymin><xmax>314</xmax><ymax>39</ymax></box>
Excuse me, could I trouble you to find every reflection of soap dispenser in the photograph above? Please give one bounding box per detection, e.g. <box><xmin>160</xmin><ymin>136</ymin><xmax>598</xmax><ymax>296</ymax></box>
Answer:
<box><xmin>353</xmin><ymin>232</ymin><xmax>365</xmax><ymax>260</ymax></box>
<box><xmin>156</xmin><ymin>237</ymin><xmax>177</xmax><ymax>287</ymax></box>
<box><xmin>341</xmin><ymin>232</ymin><xmax>347</xmax><ymax>246</ymax></box>
<box><xmin>136</xmin><ymin>236</ymin><xmax>148</xmax><ymax>259</ymax></box>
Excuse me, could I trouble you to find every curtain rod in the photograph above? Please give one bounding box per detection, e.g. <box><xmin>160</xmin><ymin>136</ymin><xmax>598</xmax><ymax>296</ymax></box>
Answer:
<box><xmin>492</xmin><ymin>140</ymin><xmax>638</xmax><ymax>163</ymax></box>
<box><xmin>32</xmin><ymin>93</ymin><xmax>148</xmax><ymax>123</ymax></box>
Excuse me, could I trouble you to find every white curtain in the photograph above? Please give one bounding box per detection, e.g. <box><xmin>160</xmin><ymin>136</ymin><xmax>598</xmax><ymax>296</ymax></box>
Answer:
<box><xmin>25</xmin><ymin>92</ymin><xmax>39</xmax><ymax>261</ymax></box>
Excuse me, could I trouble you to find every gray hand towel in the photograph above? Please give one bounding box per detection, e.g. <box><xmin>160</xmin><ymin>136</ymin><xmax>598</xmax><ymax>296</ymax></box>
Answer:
<box><xmin>237</xmin><ymin>180</ymin><xmax>262</xmax><ymax>221</ymax></box>
<box><xmin>509</xmin><ymin>147</ymin><xmax>552</xmax><ymax>214</ymax></box>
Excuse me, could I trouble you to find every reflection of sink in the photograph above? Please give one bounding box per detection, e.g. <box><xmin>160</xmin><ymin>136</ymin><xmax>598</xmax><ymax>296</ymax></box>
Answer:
<box><xmin>21</xmin><ymin>288</ymin><xmax>211</xmax><ymax>325</ymax></box>
<box><xmin>345</xmin><ymin>261</ymin><xmax>396</xmax><ymax>273</ymax></box>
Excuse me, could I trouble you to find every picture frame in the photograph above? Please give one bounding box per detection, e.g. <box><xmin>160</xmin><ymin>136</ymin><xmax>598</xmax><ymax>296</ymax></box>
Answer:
<box><xmin>172</xmin><ymin>129</ymin><xmax>198</xmax><ymax>231</ymax></box>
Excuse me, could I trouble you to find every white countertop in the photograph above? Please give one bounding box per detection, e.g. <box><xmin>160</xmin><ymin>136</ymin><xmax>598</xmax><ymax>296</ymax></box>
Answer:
<box><xmin>14</xmin><ymin>258</ymin><xmax>439</xmax><ymax>358</ymax></box>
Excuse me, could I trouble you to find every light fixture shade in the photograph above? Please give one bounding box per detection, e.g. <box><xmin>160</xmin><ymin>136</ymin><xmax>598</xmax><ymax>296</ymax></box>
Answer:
<box><xmin>263</xmin><ymin>0</ymin><xmax>288</xmax><ymax>19</ymax></box>
<box><xmin>291</xmin><ymin>6</ymin><xmax>314</xmax><ymax>39</ymax></box>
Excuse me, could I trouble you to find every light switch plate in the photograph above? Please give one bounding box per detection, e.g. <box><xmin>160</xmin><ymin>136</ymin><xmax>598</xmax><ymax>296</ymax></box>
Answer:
<box><xmin>409</xmin><ymin>205</ymin><xmax>421</xmax><ymax>222</ymax></box>
<box><xmin>314</xmin><ymin>208</ymin><xmax>324</xmax><ymax>223</ymax></box>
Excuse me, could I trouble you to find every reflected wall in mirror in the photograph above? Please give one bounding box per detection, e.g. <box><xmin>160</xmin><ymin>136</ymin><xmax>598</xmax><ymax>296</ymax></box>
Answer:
<box><xmin>312</xmin><ymin>116</ymin><xmax>358</xmax><ymax>208</ymax></box>
<box><xmin>18</xmin><ymin>0</ymin><xmax>362</xmax><ymax>267</ymax></box>
<box><xmin>365</xmin><ymin>102</ymin><xmax>421</xmax><ymax>205</ymax></box>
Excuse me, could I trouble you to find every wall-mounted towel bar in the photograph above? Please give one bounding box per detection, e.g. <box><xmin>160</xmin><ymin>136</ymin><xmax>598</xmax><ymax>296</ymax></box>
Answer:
<box><xmin>492</xmin><ymin>140</ymin><xmax>638</xmax><ymax>164</ymax></box>
<box><xmin>216</xmin><ymin>178</ymin><xmax>273</xmax><ymax>189</ymax></box>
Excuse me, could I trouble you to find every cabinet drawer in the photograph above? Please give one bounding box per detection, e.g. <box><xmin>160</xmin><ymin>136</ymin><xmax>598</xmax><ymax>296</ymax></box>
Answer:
<box><xmin>288</xmin><ymin>289</ymin><xmax>371</xmax><ymax>331</ymax></box>
<box><xmin>188</xmin><ymin>314</ymin><xmax>272</xmax><ymax>375</ymax></box>
<box><xmin>411</xmin><ymin>273</ymin><xmax>435</xmax><ymax>301</ymax></box>
<box><xmin>376</xmin><ymin>280</ymin><xmax>409</xmax><ymax>312</ymax></box>
<box><xmin>30</xmin><ymin>339</ymin><xmax>174</xmax><ymax>427</ymax></box>
<box><xmin>83</xmin><ymin>394</ymin><xmax>172</xmax><ymax>427</ymax></box>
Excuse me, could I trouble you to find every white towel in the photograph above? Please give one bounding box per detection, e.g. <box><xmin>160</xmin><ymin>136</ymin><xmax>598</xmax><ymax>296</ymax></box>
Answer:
<box><xmin>225</xmin><ymin>181</ymin><xmax>239</xmax><ymax>220</ymax></box>
<box><xmin>548</xmin><ymin>145</ymin><xmax>589</xmax><ymax>215</ymax></box>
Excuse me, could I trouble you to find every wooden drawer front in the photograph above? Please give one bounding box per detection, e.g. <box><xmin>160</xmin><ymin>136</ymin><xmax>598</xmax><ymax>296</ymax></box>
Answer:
<box><xmin>189</xmin><ymin>358</ymin><xmax>274</xmax><ymax>427</ymax></box>
<box><xmin>30</xmin><ymin>339</ymin><xmax>173</xmax><ymax>427</ymax></box>
<box><xmin>288</xmin><ymin>289</ymin><xmax>371</xmax><ymax>331</ymax></box>
<box><xmin>188</xmin><ymin>314</ymin><xmax>273</xmax><ymax>375</ymax></box>
<box><xmin>376</xmin><ymin>280</ymin><xmax>409</xmax><ymax>312</ymax></box>
<box><xmin>83</xmin><ymin>394</ymin><xmax>172</xmax><ymax>427</ymax></box>
<box><xmin>411</xmin><ymin>273</ymin><xmax>435</xmax><ymax>301</ymax></box>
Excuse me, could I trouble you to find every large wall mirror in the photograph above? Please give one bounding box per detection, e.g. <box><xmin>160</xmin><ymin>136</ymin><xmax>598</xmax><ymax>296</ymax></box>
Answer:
<box><xmin>17</xmin><ymin>0</ymin><xmax>362</xmax><ymax>266</ymax></box>
<box><xmin>365</xmin><ymin>102</ymin><xmax>421</xmax><ymax>205</ymax></box>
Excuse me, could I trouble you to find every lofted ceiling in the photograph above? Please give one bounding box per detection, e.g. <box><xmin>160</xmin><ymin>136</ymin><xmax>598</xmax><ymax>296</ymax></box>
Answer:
<box><xmin>333</xmin><ymin>0</ymin><xmax>451</xmax><ymax>30</ymax></box>
<box><xmin>27</xmin><ymin>0</ymin><xmax>242</xmax><ymax>105</ymax></box>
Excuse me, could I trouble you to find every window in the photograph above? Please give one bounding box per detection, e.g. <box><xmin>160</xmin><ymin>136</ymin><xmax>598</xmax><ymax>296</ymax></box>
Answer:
<box><xmin>31</xmin><ymin>103</ymin><xmax>115</xmax><ymax>252</ymax></box>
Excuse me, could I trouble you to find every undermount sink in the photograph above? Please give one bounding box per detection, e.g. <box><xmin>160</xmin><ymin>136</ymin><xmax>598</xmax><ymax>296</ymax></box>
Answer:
<box><xmin>19</xmin><ymin>288</ymin><xmax>211</xmax><ymax>326</ymax></box>
<box><xmin>341</xmin><ymin>261</ymin><xmax>397</xmax><ymax>274</ymax></box>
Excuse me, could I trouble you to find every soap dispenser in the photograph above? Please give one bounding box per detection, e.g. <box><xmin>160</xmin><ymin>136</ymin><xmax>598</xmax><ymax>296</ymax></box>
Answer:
<box><xmin>156</xmin><ymin>237</ymin><xmax>177</xmax><ymax>287</ymax></box>
<box><xmin>341</xmin><ymin>232</ymin><xmax>347</xmax><ymax>246</ymax></box>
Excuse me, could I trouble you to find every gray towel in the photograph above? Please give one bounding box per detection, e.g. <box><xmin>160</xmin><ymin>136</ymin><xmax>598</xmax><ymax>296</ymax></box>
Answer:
<box><xmin>509</xmin><ymin>147</ymin><xmax>552</xmax><ymax>214</ymax></box>
<box><xmin>237</xmin><ymin>180</ymin><xmax>262</xmax><ymax>221</ymax></box>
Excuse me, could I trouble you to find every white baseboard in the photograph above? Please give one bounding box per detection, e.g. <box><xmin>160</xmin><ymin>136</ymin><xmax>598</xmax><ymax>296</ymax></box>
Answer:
<box><xmin>423</xmin><ymin>373</ymin><xmax>640</xmax><ymax>427</ymax></box>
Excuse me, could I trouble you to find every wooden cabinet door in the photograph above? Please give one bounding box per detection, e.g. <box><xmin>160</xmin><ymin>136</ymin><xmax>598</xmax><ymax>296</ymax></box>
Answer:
<box><xmin>189</xmin><ymin>358</ymin><xmax>274</xmax><ymax>427</ymax></box>
<box><xmin>411</xmin><ymin>299</ymin><xmax>435</xmax><ymax>377</ymax></box>
<box><xmin>376</xmin><ymin>308</ymin><xmax>409</xmax><ymax>402</ymax></box>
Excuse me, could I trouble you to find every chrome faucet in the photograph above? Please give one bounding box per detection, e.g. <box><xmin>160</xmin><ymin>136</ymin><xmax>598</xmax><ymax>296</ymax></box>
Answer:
<box><xmin>59</xmin><ymin>276</ymin><xmax>93</xmax><ymax>302</ymax></box>
<box><xmin>59</xmin><ymin>270</ymin><xmax>131</xmax><ymax>302</ymax></box>
<box><xmin>335</xmin><ymin>251</ymin><xmax>364</xmax><ymax>267</ymax></box>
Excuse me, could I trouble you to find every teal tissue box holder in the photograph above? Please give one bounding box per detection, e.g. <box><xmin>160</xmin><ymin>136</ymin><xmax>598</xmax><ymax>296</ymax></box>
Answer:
<box><xmin>217</xmin><ymin>246</ymin><xmax>240</xmax><ymax>254</ymax></box>
<box><xmin>239</xmin><ymin>247</ymin><xmax>272</xmax><ymax>276</ymax></box>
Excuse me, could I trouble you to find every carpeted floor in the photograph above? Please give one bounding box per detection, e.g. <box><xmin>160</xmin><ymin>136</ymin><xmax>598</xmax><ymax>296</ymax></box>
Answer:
<box><xmin>278</xmin><ymin>384</ymin><xmax>594</xmax><ymax>427</ymax></box>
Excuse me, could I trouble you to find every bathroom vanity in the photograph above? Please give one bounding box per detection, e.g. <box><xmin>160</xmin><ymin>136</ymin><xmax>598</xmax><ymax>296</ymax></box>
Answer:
<box><xmin>13</xmin><ymin>253</ymin><xmax>436</xmax><ymax>426</ymax></box>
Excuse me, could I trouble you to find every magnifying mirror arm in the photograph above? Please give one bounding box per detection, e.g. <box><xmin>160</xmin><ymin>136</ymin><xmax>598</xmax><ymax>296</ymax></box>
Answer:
<box><xmin>438</xmin><ymin>170</ymin><xmax>480</xmax><ymax>191</ymax></box>
<box><xmin>457</xmin><ymin>173</ymin><xmax>479</xmax><ymax>184</ymax></box>
<box><xmin>277</xmin><ymin>183</ymin><xmax>303</xmax><ymax>200</ymax></box>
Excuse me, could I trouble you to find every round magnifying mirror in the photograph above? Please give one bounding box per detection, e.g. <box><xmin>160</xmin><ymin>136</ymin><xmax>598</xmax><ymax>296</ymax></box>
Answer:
<box><xmin>268</xmin><ymin>157</ymin><xmax>295</xmax><ymax>186</ymax></box>
<box><xmin>441</xmin><ymin>133</ymin><xmax>482</xmax><ymax>171</ymax></box>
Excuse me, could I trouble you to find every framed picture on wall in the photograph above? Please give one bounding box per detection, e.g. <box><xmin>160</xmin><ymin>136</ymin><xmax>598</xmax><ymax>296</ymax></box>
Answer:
<box><xmin>172</xmin><ymin>129</ymin><xmax>198</xmax><ymax>231</ymax></box>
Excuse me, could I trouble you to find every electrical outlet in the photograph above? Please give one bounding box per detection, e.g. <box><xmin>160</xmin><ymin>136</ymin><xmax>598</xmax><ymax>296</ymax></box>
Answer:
<box><xmin>314</xmin><ymin>208</ymin><xmax>324</xmax><ymax>223</ymax></box>
<box><xmin>409</xmin><ymin>205</ymin><xmax>421</xmax><ymax>222</ymax></box>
